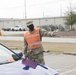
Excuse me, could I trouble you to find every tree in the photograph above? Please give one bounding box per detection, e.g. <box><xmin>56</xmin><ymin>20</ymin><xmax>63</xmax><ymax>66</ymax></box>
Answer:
<box><xmin>64</xmin><ymin>3</ymin><xmax>76</xmax><ymax>30</ymax></box>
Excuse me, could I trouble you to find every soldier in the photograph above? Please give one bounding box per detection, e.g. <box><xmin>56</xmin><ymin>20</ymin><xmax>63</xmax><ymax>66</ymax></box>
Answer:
<box><xmin>23</xmin><ymin>21</ymin><xmax>54</xmax><ymax>65</ymax></box>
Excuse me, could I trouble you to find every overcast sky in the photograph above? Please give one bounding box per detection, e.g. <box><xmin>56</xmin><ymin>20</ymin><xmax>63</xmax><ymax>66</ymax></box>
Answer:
<box><xmin>0</xmin><ymin>0</ymin><xmax>76</xmax><ymax>19</ymax></box>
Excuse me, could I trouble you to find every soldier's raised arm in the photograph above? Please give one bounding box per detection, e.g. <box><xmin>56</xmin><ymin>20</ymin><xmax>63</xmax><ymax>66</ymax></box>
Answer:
<box><xmin>39</xmin><ymin>28</ymin><xmax>55</xmax><ymax>37</ymax></box>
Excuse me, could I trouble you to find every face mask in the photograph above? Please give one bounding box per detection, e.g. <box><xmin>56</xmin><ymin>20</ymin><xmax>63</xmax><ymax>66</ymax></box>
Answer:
<box><xmin>28</xmin><ymin>24</ymin><xmax>34</xmax><ymax>31</ymax></box>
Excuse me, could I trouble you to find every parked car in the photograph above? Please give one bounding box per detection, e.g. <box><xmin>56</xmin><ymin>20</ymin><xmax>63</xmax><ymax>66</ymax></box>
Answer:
<box><xmin>0</xmin><ymin>43</ymin><xmax>59</xmax><ymax>75</ymax></box>
<box><xmin>10</xmin><ymin>25</ymin><xmax>25</xmax><ymax>31</ymax></box>
<box><xmin>2</xmin><ymin>28</ymin><xmax>10</xmax><ymax>31</ymax></box>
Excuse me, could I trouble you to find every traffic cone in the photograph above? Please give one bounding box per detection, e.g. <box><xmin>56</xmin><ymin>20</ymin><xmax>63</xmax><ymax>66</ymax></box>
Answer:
<box><xmin>0</xmin><ymin>30</ymin><xmax>3</xmax><ymax>36</ymax></box>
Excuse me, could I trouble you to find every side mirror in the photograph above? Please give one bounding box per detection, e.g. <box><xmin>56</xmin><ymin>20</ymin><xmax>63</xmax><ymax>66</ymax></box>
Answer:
<box><xmin>12</xmin><ymin>52</ymin><xmax>23</xmax><ymax>61</ymax></box>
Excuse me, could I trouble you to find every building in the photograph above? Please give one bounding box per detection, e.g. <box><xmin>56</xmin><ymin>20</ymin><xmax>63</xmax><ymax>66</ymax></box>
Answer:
<box><xmin>0</xmin><ymin>16</ymin><xmax>71</xmax><ymax>30</ymax></box>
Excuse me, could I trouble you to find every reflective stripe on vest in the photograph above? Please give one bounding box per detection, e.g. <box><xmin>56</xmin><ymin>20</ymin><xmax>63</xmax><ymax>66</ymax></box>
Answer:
<box><xmin>24</xmin><ymin>28</ymin><xmax>41</xmax><ymax>49</ymax></box>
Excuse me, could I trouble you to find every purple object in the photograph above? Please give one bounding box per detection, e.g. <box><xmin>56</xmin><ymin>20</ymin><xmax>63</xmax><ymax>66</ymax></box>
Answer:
<box><xmin>22</xmin><ymin>59</ymin><xmax>38</xmax><ymax>69</ymax></box>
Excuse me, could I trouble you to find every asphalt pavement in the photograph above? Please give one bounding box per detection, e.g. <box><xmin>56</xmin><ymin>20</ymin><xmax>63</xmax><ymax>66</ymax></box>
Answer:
<box><xmin>44</xmin><ymin>53</ymin><xmax>76</xmax><ymax>75</ymax></box>
<box><xmin>1</xmin><ymin>31</ymin><xmax>76</xmax><ymax>43</ymax></box>
<box><xmin>0</xmin><ymin>36</ymin><xmax>76</xmax><ymax>44</ymax></box>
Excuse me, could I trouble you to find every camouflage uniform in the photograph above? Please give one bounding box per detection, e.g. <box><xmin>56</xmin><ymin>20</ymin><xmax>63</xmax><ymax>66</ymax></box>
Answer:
<box><xmin>23</xmin><ymin>28</ymin><xmax>51</xmax><ymax>65</ymax></box>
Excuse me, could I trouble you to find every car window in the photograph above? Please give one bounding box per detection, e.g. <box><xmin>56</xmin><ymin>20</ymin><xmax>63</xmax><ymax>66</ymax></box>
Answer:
<box><xmin>15</xmin><ymin>26</ymin><xmax>19</xmax><ymax>27</ymax></box>
<box><xmin>0</xmin><ymin>44</ymin><xmax>20</xmax><ymax>64</ymax></box>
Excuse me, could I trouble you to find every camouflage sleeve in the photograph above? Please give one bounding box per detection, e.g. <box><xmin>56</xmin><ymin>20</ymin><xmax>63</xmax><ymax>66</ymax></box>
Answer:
<box><xmin>39</xmin><ymin>28</ymin><xmax>55</xmax><ymax>37</ymax></box>
<box><xmin>23</xmin><ymin>38</ymin><xmax>28</xmax><ymax>57</ymax></box>
<box><xmin>39</xmin><ymin>28</ymin><xmax>47</xmax><ymax>37</ymax></box>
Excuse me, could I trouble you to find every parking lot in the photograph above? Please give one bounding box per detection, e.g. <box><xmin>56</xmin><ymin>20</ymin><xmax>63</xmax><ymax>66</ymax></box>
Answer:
<box><xmin>44</xmin><ymin>53</ymin><xmax>76</xmax><ymax>75</ymax></box>
<box><xmin>1</xmin><ymin>31</ymin><xmax>76</xmax><ymax>75</ymax></box>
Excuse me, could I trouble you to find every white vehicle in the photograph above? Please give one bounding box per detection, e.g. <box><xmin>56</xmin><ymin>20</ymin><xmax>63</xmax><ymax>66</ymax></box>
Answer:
<box><xmin>10</xmin><ymin>25</ymin><xmax>25</xmax><ymax>31</ymax></box>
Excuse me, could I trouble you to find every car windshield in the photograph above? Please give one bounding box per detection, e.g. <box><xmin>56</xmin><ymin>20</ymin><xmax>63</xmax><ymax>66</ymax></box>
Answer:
<box><xmin>15</xmin><ymin>25</ymin><xmax>22</xmax><ymax>27</ymax></box>
<box><xmin>15</xmin><ymin>26</ymin><xmax>19</xmax><ymax>27</ymax></box>
<box><xmin>0</xmin><ymin>43</ymin><xmax>20</xmax><ymax>64</ymax></box>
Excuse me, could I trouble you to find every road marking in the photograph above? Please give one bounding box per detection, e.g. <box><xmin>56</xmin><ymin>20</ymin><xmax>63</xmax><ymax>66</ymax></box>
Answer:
<box><xmin>60</xmin><ymin>69</ymin><xmax>76</xmax><ymax>75</ymax></box>
<box><xmin>56</xmin><ymin>64</ymin><xmax>75</xmax><ymax>71</ymax></box>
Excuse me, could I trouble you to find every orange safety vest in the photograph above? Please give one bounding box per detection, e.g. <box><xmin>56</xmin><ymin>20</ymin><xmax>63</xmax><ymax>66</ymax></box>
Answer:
<box><xmin>24</xmin><ymin>28</ymin><xmax>41</xmax><ymax>49</ymax></box>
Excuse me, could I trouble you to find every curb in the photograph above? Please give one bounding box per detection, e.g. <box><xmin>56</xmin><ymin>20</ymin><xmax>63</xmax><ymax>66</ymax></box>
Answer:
<box><xmin>63</xmin><ymin>53</ymin><xmax>76</xmax><ymax>56</ymax></box>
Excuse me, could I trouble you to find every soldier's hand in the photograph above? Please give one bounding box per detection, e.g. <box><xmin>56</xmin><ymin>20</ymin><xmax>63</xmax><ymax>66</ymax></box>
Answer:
<box><xmin>47</xmin><ymin>31</ymin><xmax>54</xmax><ymax>37</ymax></box>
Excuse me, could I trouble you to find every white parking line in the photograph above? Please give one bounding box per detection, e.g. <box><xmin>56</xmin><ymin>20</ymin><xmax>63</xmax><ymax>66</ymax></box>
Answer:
<box><xmin>60</xmin><ymin>69</ymin><xmax>76</xmax><ymax>75</ymax></box>
<box><xmin>56</xmin><ymin>65</ymin><xmax>75</xmax><ymax>71</ymax></box>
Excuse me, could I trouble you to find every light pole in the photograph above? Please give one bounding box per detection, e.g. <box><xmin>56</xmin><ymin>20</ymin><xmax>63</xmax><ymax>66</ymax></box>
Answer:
<box><xmin>60</xmin><ymin>4</ymin><xmax>62</xmax><ymax>17</ymax></box>
<box><xmin>24</xmin><ymin>0</ymin><xmax>27</xmax><ymax>18</ymax></box>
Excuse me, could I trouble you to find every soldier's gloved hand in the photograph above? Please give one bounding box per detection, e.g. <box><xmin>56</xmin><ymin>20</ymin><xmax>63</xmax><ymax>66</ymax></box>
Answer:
<box><xmin>47</xmin><ymin>31</ymin><xmax>54</xmax><ymax>37</ymax></box>
<box><xmin>24</xmin><ymin>54</ymin><xmax>28</xmax><ymax>59</ymax></box>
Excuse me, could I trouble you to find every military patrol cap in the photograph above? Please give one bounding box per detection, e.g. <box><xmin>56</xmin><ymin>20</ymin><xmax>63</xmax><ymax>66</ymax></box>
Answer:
<box><xmin>26</xmin><ymin>21</ymin><xmax>33</xmax><ymax>27</ymax></box>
